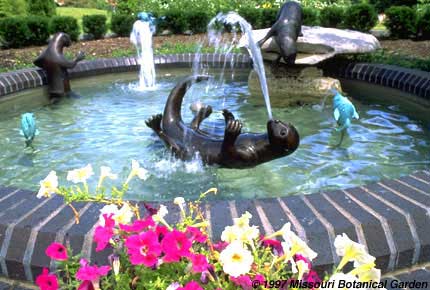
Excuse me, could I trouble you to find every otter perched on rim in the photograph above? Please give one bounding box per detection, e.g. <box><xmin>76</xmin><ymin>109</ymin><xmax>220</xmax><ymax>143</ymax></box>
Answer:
<box><xmin>258</xmin><ymin>1</ymin><xmax>303</xmax><ymax>65</ymax></box>
<box><xmin>34</xmin><ymin>32</ymin><xmax>85</xmax><ymax>102</ymax></box>
<box><xmin>145</xmin><ymin>75</ymin><xmax>300</xmax><ymax>168</ymax></box>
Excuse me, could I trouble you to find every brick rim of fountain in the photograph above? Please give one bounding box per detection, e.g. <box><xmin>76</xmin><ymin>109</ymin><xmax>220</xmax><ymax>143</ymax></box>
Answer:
<box><xmin>0</xmin><ymin>54</ymin><xmax>429</xmax><ymax>282</ymax></box>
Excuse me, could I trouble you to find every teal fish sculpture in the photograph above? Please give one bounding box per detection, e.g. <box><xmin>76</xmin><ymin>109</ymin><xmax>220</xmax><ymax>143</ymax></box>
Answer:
<box><xmin>137</xmin><ymin>12</ymin><xmax>165</xmax><ymax>32</ymax></box>
<box><xmin>331</xmin><ymin>89</ymin><xmax>359</xmax><ymax>146</ymax></box>
<box><xmin>20</xmin><ymin>113</ymin><xmax>39</xmax><ymax>147</ymax></box>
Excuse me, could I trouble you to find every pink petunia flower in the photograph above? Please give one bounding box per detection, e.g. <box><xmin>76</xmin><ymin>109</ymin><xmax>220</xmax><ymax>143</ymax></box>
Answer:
<box><xmin>161</xmin><ymin>229</ymin><xmax>192</xmax><ymax>262</ymax></box>
<box><xmin>94</xmin><ymin>214</ymin><xmax>115</xmax><ymax>252</ymax></box>
<box><xmin>303</xmin><ymin>270</ymin><xmax>321</xmax><ymax>290</ymax></box>
<box><xmin>294</xmin><ymin>254</ymin><xmax>311</xmax><ymax>269</ymax></box>
<box><xmin>45</xmin><ymin>243</ymin><xmax>68</xmax><ymax>261</ymax></box>
<box><xmin>119</xmin><ymin>216</ymin><xmax>155</xmax><ymax>232</ymax></box>
<box><xmin>212</xmin><ymin>241</ymin><xmax>228</xmax><ymax>251</ymax></box>
<box><xmin>261</xmin><ymin>236</ymin><xmax>283</xmax><ymax>255</ymax></box>
<box><xmin>125</xmin><ymin>230</ymin><xmax>161</xmax><ymax>267</ymax></box>
<box><xmin>35</xmin><ymin>268</ymin><xmax>58</xmax><ymax>290</ymax></box>
<box><xmin>76</xmin><ymin>259</ymin><xmax>110</xmax><ymax>282</ymax></box>
<box><xmin>77</xmin><ymin>280</ymin><xmax>95</xmax><ymax>290</ymax></box>
<box><xmin>177</xmin><ymin>281</ymin><xmax>204</xmax><ymax>290</ymax></box>
<box><xmin>185</xmin><ymin>227</ymin><xmax>207</xmax><ymax>243</ymax></box>
<box><xmin>156</xmin><ymin>225</ymin><xmax>168</xmax><ymax>238</ymax></box>
<box><xmin>188</xmin><ymin>253</ymin><xmax>209</xmax><ymax>273</ymax></box>
<box><xmin>230</xmin><ymin>275</ymin><xmax>253</xmax><ymax>290</ymax></box>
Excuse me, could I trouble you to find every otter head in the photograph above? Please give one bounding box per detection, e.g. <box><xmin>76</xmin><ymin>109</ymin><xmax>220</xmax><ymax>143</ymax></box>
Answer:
<box><xmin>55</xmin><ymin>32</ymin><xmax>72</xmax><ymax>48</ymax></box>
<box><xmin>267</xmin><ymin>119</ymin><xmax>299</xmax><ymax>155</ymax></box>
<box><xmin>278</xmin><ymin>36</ymin><xmax>297</xmax><ymax>64</ymax></box>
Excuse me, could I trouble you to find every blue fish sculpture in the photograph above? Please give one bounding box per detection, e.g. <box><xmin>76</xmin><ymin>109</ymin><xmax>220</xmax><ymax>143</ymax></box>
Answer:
<box><xmin>331</xmin><ymin>89</ymin><xmax>359</xmax><ymax>145</ymax></box>
<box><xmin>137</xmin><ymin>12</ymin><xmax>165</xmax><ymax>33</ymax></box>
<box><xmin>20</xmin><ymin>113</ymin><xmax>39</xmax><ymax>147</ymax></box>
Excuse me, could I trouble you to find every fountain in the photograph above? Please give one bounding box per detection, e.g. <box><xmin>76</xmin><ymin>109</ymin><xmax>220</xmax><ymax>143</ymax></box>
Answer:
<box><xmin>130</xmin><ymin>12</ymin><xmax>157</xmax><ymax>89</ymax></box>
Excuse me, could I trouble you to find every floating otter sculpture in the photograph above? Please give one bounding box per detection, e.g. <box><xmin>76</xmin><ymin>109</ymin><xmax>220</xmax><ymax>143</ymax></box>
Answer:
<box><xmin>145</xmin><ymin>75</ymin><xmax>300</xmax><ymax>168</ymax></box>
<box><xmin>34</xmin><ymin>32</ymin><xmax>85</xmax><ymax>101</ymax></box>
<box><xmin>258</xmin><ymin>1</ymin><xmax>303</xmax><ymax>65</ymax></box>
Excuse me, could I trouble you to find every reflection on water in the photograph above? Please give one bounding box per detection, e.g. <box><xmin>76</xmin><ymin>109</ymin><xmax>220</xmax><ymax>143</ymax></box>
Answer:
<box><xmin>0</xmin><ymin>70</ymin><xmax>429</xmax><ymax>201</ymax></box>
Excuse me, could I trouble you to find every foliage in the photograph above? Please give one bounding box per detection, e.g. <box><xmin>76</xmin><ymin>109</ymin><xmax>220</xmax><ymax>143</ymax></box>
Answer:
<box><xmin>302</xmin><ymin>7</ymin><xmax>320</xmax><ymax>26</ymax></box>
<box><xmin>184</xmin><ymin>10</ymin><xmax>211</xmax><ymax>33</ymax></box>
<box><xmin>57</xmin><ymin>7</ymin><xmax>109</xmax><ymax>33</ymax></box>
<box><xmin>82</xmin><ymin>14</ymin><xmax>107</xmax><ymax>39</ymax></box>
<box><xmin>238</xmin><ymin>6</ymin><xmax>262</xmax><ymax>29</ymax></box>
<box><xmin>49</xmin><ymin>16</ymin><xmax>80</xmax><ymax>41</ymax></box>
<box><xmin>416</xmin><ymin>5</ymin><xmax>430</xmax><ymax>39</ymax></box>
<box><xmin>343</xmin><ymin>3</ymin><xmax>378</xmax><ymax>32</ymax></box>
<box><xmin>260</xmin><ymin>8</ymin><xmax>278</xmax><ymax>28</ymax></box>
<box><xmin>63</xmin><ymin>0</ymin><xmax>110</xmax><ymax>9</ymax></box>
<box><xmin>162</xmin><ymin>9</ymin><xmax>190</xmax><ymax>34</ymax></box>
<box><xmin>369</xmin><ymin>0</ymin><xmax>418</xmax><ymax>13</ymax></box>
<box><xmin>26</xmin><ymin>16</ymin><xmax>50</xmax><ymax>45</ymax></box>
<box><xmin>0</xmin><ymin>17</ymin><xmax>30</xmax><ymax>48</ymax></box>
<box><xmin>34</xmin><ymin>162</ymin><xmax>384</xmax><ymax>290</ymax></box>
<box><xmin>110</xmin><ymin>13</ymin><xmax>135</xmax><ymax>37</ymax></box>
<box><xmin>27</xmin><ymin>0</ymin><xmax>56</xmax><ymax>17</ymax></box>
<box><xmin>320</xmin><ymin>6</ymin><xmax>345</xmax><ymax>28</ymax></box>
<box><xmin>384</xmin><ymin>6</ymin><xmax>417</xmax><ymax>39</ymax></box>
<box><xmin>0</xmin><ymin>0</ymin><xmax>27</xmax><ymax>18</ymax></box>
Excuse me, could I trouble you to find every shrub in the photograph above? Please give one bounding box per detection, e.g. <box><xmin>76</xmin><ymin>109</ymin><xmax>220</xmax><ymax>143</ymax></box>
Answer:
<box><xmin>320</xmin><ymin>6</ymin><xmax>345</xmax><ymax>28</ymax></box>
<box><xmin>162</xmin><ymin>9</ymin><xmax>189</xmax><ymax>34</ymax></box>
<box><xmin>0</xmin><ymin>17</ymin><xmax>30</xmax><ymax>48</ymax></box>
<box><xmin>238</xmin><ymin>7</ymin><xmax>262</xmax><ymax>29</ymax></box>
<box><xmin>344</xmin><ymin>3</ymin><xmax>378</xmax><ymax>32</ymax></box>
<box><xmin>0</xmin><ymin>0</ymin><xmax>27</xmax><ymax>18</ymax></box>
<box><xmin>27</xmin><ymin>0</ymin><xmax>56</xmax><ymax>17</ymax></box>
<box><xmin>417</xmin><ymin>5</ymin><xmax>430</xmax><ymax>39</ymax></box>
<box><xmin>49</xmin><ymin>16</ymin><xmax>80</xmax><ymax>41</ymax></box>
<box><xmin>110</xmin><ymin>14</ymin><xmax>135</xmax><ymax>37</ymax></box>
<box><xmin>184</xmin><ymin>10</ymin><xmax>211</xmax><ymax>33</ymax></box>
<box><xmin>26</xmin><ymin>15</ymin><xmax>50</xmax><ymax>45</ymax></box>
<box><xmin>261</xmin><ymin>8</ymin><xmax>278</xmax><ymax>28</ymax></box>
<box><xmin>82</xmin><ymin>14</ymin><xmax>107</xmax><ymax>39</ymax></box>
<box><xmin>369</xmin><ymin>0</ymin><xmax>418</xmax><ymax>13</ymax></box>
<box><xmin>302</xmin><ymin>7</ymin><xmax>320</xmax><ymax>26</ymax></box>
<box><xmin>384</xmin><ymin>6</ymin><xmax>417</xmax><ymax>38</ymax></box>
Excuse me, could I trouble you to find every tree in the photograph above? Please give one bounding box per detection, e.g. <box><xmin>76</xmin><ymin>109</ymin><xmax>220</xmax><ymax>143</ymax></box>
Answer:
<box><xmin>27</xmin><ymin>0</ymin><xmax>56</xmax><ymax>17</ymax></box>
<box><xmin>0</xmin><ymin>0</ymin><xmax>27</xmax><ymax>18</ymax></box>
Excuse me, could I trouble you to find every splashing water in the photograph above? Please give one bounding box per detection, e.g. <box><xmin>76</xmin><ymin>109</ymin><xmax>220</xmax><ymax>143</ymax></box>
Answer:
<box><xmin>207</xmin><ymin>12</ymin><xmax>273</xmax><ymax>120</ymax></box>
<box><xmin>130</xmin><ymin>20</ymin><xmax>156</xmax><ymax>89</ymax></box>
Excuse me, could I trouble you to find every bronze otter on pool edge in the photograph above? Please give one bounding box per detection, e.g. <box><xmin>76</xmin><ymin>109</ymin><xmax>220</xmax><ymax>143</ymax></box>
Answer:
<box><xmin>34</xmin><ymin>32</ymin><xmax>85</xmax><ymax>102</ymax></box>
<box><xmin>145</xmin><ymin>75</ymin><xmax>300</xmax><ymax>168</ymax></box>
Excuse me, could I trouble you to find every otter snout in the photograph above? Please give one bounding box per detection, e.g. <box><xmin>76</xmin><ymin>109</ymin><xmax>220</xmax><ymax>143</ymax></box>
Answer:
<box><xmin>267</xmin><ymin>119</ymin><xmax>300</xmax><ymax>153</ymax></box>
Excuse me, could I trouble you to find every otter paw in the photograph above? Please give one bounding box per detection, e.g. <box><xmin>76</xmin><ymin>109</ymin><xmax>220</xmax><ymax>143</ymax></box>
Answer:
<box><xmin>222</xmin><ymin>109</ymin><xmax>235</xmax><ymax>123</ymax></box>
<box><xmin>226</xmin><ymin>119</ymin><xmax>242</xmax><ymax>137</ymax></box>
<box><xmin>145</xmin><ymin>114</ymin><xmax>163</xmax><ymax>131</ymax></box>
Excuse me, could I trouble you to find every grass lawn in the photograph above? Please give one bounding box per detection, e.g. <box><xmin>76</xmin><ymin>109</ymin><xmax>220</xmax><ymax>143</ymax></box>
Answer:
<box><xmin>57</xmin><ymin>7</ymin><xmax>110</xmax><ymax>31</ymax></box>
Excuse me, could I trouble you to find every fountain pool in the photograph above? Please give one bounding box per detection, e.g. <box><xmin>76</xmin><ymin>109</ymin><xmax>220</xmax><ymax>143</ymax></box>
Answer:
<box><xmin>0</xmin><ymin>68</ymin><xmax>429</xmax><ymax>201</ymax></box>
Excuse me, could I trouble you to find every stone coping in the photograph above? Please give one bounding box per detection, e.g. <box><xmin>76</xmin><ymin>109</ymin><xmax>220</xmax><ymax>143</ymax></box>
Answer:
<box><xmin>0</xmin><ymin>54</ymin><xmax>429</xmax><ymax>282</ymax></box>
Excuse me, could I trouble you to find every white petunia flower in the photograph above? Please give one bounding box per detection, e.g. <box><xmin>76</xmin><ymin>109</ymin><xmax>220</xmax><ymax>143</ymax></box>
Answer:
<box><xmin>219</xmin><ymin>241</ymin><xmax>253</xmax><ymax>277</ymax></box>
<box><xmin>125</xmin><ymin>160</ymin><xmax>149</xmax><ymax>184</ymax></box>
<box><xmin>37</xmin><ymin>171</ymin><xmax>58</xmax><ymax>198</ymax></box>
<box><xmin>98</xmin><ymin>166</ymin><xmax>117</xmax><ymax>188</ymax></box>
<box><xmin>67</xmin><ymin>164</ymin><xmax>94</xmax><ymax>184</ymax></box>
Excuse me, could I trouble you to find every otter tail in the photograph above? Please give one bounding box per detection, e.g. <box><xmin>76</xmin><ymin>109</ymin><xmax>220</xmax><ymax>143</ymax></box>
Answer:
<box><xmin>163</xmin><ymin>75</ymin><xmax>210</xmax><ymax>126</ymax></box>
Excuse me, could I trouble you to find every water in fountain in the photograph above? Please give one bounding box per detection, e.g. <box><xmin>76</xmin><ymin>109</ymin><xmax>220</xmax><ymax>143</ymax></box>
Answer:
<box><xmin>206</xmin><ymin>12</ymin><xmax>273</xmax><ymax>120</ymax></box>
<box><xmin>130</xmin><ymin>20</ymin><xmax>156</xmax><ymax>89</ymax></box>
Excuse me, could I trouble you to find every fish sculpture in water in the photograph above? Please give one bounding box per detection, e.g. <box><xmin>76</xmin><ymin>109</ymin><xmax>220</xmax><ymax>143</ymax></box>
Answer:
<box><xmin>137</xmin><ymin>12</ymin><xmax>165</xmax><ymax>33</ymax></box>
<box><xmin>20</xmin><ymin>113</ymin><xmax>39</xmax><ymax>148</ymax></box>
<box><xmin>331</xmin><ymin>89</ymin><xmax>359</xmax><ymax>146</ymax></box>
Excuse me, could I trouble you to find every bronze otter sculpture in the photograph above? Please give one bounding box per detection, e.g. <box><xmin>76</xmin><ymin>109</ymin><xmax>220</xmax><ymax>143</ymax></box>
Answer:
<box><xmin>258</xmin><ymin>1</ymin><xmax>303</xmax><ymax>65</ymax></box>
<box><xmin>34</xmin><ymin>32</ymin><xmax>85</xmax><ymax>102</ymax></box>
<box><xmin>145</xmin><ymin>75</ymin><xmax>300</xmax><ymax>168</ymax></box>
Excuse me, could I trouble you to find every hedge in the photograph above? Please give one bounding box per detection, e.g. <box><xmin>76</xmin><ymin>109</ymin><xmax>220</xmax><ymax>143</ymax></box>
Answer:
<box><xmin>27</xmin><ymin>0</ymin><xmax>56</xmax><ymax>17</ymax></box>
<box><xmin>320</xmin><ymin>6</ymin><xmax>344</xmax><ymax>28</ymax></box>
<box><xmin>0</xmin><ymin>17</ymin><xmax>30</xmax><ymax>48</ymax></box>
<box><xmin>417</xmin><ymin>5</ymin><xmax>430</xmax><ymax>40</ymax></box>
<box><xmin>302</xmin><ymin>7</ymin><xmax>320</xmax><ymax>26</ymax></box>
<box><xmin>343</xmin><ymin>3</ymin><xmax>378</xmax><ymax>32</ymax></box>
<box><xmin>26</xmin><ymin>15</ymin><xmax>50</xmax><ymax>45</ymax></box>
<box><xmin>49</xmin><ymin>16</ymin><xmax>80</xmax><ymax>42</ymax></box>
<box><xmin>385</xmin><ymin>6</ymin><xmax>417</xmax><ymax>39</ymax></box>
<box><xmin>82</xmin><ymin>14</ymin><xmax>107</xmax><ymax>39</ymax></box>
<box><xmin>110</xmin><ymin>14</ymin><xmax>135</xmax><ymax>37</ymax></box>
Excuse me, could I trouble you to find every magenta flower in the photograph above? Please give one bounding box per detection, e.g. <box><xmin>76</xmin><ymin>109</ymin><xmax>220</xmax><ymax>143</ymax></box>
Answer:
<box><xmin>161</xmin><ymin>229</ymin><xmax>192</xmax><ymax>262</ymax></box>
<box><xmin>185</xmin><ymin>227</ymin><xmax>207</xmax><ymax>243</ymax></box>
<box><xmin>177</xmin><ymin>281</ymin><xmax>204</xmax><ymax>290</ymax></box>
<box><xmin>230</xmin><ymin>275</ymin><xmax>253</xmax><ymax>290</ymax></box>
<box><xmin>125</xmin><ymin>230</ymin><xmax>161</xmax><ymax>267</ymax></box>
<box><xmin>77</xmin><ymin>280</ymin><xmax>95</xmax><ymax>290</ymax></box>
<box><xmin>303</xmin><ymin>270</ymin><xmax>321</xmax><ymax>290</ymax></box>
<box><xmin>188</xmin><ymin>253</ymin><xmax>209</xmax><ymax>273</ymax></box>
<box><xmin>35</xmin><ymin>268</ymin><xmax>58</xmax><ymax>290</ymax></box>
<box><xmin>119</xmin><ymin>216</ymin><xmax>155</xmax><ymax>232</ymax></box>
<box><xmin>45</xmin><ymin>243</ymin><xmax>68</xmax><ymax>261</ymax></box>
<box><xmin>261</xmin><ymin>236</ymin><xmax>283</xmax><ymax>255</ymax></box>
<box><xmin>94</xmin><ymin>214</ymin><xmax>115</xmax><ymax>252</ymax></box>
<box><xmin>294</xmin><ymin>254</ymin><xmax>311</xmax><ymax>269</ymax></box>
<box><xmin>212</xmin><ymin>241</ymin><xmax>228</xmax><ymax>251</ymax></box>
<box><xmin>76</xmin><ymin>260</ymin><xmax>110</xmax><ymax>282</ymax></box>
<box><xmin>156</xmin><ymin>225</ymin><xmax>168</xmax><ymax>238</ymax></box>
